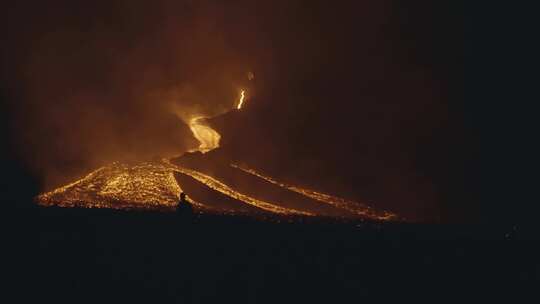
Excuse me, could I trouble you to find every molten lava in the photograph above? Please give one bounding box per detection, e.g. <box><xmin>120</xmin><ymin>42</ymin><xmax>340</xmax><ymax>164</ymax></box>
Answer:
<box><xmin>231</xmin><ymin>164</ymin><xmax>397</xmax><ymax>221</ymax></box>
<box><xmin>188</xmin><ymin>89</ymin><xmax>245</xmax><ymax>152</ymax></box>
<box><xmin>37</xmin><ymin>159</ymin><xmax>313</xmax><ymax>217</ymax></box>
<box><xmin>237</xmin><ymin>90</ymin><xmax>245</xmax><ymax>110</ymax></box>
<box><xmin>37</xmin><ymin>158</ymin><xmax>397</xmax><ymax>221</ymax></box>
<box><xmin>188</xmin><ymin>116</ymin><xmax>221</xmax><ymax>153</ymax></box>
<box><xmin>37</xmin><ymin>162</ymin><xmax>185</xmax><ymax>211</ymax></box>
<box><xmin>164</xmin><ymin>159</ymin><xmax>313</xmax><ymax>216</ymax></box>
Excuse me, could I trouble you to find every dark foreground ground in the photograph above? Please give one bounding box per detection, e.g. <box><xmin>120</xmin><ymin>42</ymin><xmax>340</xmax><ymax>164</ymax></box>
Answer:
<box><xmin>4</xmin><ymin>205</ymin><xmax>540</xmax><ymax>303</ymax></box>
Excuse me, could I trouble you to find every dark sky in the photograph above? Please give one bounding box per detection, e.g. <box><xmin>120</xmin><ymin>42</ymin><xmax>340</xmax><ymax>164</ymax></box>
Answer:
<box><xmin>0</xmin><ymin>1</ymin><xmax>481</xmax><ymax>222</ymax></box>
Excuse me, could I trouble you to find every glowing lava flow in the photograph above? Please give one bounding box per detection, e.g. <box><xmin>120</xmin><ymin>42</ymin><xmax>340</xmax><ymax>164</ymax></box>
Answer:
<box><xmin>237</xmin><ymin>90</ymin><xmax>245</xmax><ymax>110</ymax></box>
<box><xmin>162</xmin><ymin>159</ymin><xmax>313</xmax><ymax>216</ymax></box>
<box><xmin>188</xmin><ymin>116</ymin><xmax>221</xmax><ymax>153</ymax></box>
<box><xmin>231</xmin><ymin>164</ymin><xmax>398</xmax><ymax>221</ymax></box>
<box><xmin>36</xmin><ymin>162</ymin><xmax>196</xmax><ymax>211</ymax></box>
<box><xmin>188</xmin><ymin>89</ymin><xmax>245</xmax><ymax>153</ymax></box>
<box><xmin>36</xmin><ymin>159</ymin><xmax>397</xmax><ymax>220</ymax></box>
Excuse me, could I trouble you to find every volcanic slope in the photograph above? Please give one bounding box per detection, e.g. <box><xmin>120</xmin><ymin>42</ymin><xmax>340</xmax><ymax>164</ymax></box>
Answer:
<box><xmin>171</xmin><ymin>151</ymin><xmax>396</xmax><ymax>220</ymax></box>
<box><xmin>37</xmin><ymin>162</ymin><xmax>182</xmax><ymax>211</ymax></box>
<box><xmin>173</xmin><ymin>171</ymin><xmax>271</xmax><ymax>216</ymax></box>
<box><xmin>37</xmin><ymin>152</ymin><xmax>397</xmax><ymax>221</ymax></box>
<box><xmin>173</xmin><ymin>155</ymin><xmax>348</xmax><ymax>217</ymax></box>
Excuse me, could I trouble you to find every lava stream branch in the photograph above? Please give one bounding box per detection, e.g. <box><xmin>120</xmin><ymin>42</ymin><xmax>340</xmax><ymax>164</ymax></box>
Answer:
<box><xmin>230</xmin><ymin>164</ymin><xmax>397</xmax><ymax>221</ymax></box>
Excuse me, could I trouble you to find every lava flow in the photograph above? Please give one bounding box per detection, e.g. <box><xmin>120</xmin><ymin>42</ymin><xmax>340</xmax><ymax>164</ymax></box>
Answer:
<box><xmin>36</xmin><ymin>88</ymin><xmax>399</xmax><ymax>222</ymax></box>
<box><xmin>37</xmin><ymin>158</ymin><xmax>397</xmax><ymax>221</ymax></box>
<box><xmin>231</xmin><ymin>164</ymin><xmax>397</xmax><ymax>221</ymax></box>
<box><xmin>188</xmin><ymin>90</ymin><xmax>245</xmax><ymax>153</ymax></box>
<box><xmin>37</xmin><ymin>162</ymin><xmax>186</xmax><ymax>211</ymax></box>
<box><xmin>188</xmin><ymin>116</ymin><xmax>221</xmax><ymax>153</ymax></box>
<box><xmin>237</xmin><ymin>90</ymin><xmax>245</xmax><ymax>110</ymax></box>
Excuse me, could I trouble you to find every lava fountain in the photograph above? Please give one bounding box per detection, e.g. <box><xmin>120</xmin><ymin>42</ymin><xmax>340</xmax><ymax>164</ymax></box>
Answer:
<box><xmin>237</xmin><ymin>90</ymin><xmax>245</xmax><ymax>110</ymax></box>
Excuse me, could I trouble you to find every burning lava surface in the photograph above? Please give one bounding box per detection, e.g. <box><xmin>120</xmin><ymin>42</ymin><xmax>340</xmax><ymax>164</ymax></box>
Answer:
<box><xmin>37</xmin><ymin>153</ymin><xmax>397</xmax><ymax>222</ymax></box>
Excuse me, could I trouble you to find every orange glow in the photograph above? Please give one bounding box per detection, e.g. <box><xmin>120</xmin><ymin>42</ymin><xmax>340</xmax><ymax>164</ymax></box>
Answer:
<box><xmin>237</xmin><ymin>90</ymin><xmax>245</xmax><ymax>109</ymax></box>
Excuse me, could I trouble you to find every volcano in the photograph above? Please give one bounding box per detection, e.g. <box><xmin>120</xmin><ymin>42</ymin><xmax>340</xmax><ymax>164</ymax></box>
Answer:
<box><xmin>36</xmin><ymin>94</ymin><xmax>398</xmax><ymax>222</ymax></box>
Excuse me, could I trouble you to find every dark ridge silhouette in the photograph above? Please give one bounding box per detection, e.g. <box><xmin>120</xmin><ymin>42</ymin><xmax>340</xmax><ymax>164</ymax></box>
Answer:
<box><xmin>176</xmin><ymin>192</ymin><xmax>194</xmax><ymax>219</ymax></box>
